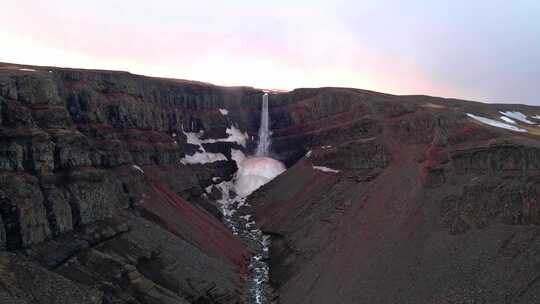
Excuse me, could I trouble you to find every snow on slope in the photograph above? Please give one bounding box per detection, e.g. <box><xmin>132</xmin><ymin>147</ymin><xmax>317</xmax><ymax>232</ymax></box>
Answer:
<box><xmin>181</xmin><ymin>126</ymin><xmax>249</xmax><ymax>165</ymax></box>
<box><xmin>132</xmin><ymin>165</ymin><xmax>144</xmax><ymax>174</ymax></box>
<box><xmin>183</xmin><ymin>127</ymin><xmax>248</xmax><ymax>147</ymax></box>
<box><xmin>499</xmin><ymin>111</ymin><xmax>535</xmax><ymax>124</ymax></box>
<box><xmin>499</xmin><ymin>116</ymin><xmax>516</xmax><ymax>124</ymax></box>
<box><xmin>224</xmin><ymin>126</ymin><xmax>249</xmax><ymax>147</ymax></box>
<box><xmin>231</xmin><ymin>149</ymin><xmax>246</xmax><ymax>167</ymax></box>
<box><xmin>313</xmin><ymin>165</ymin><xmax>340</xmax><ymax>173</ymax></box>
<box><xmin>467</xmin><ymin>113</ymin><xmax>527</xmax><ymax>133</ymax></box>
<box><xmin>181</xmin><ymin>131</ymin><xmax>228</xmax><ymax>164</ymax></box>
<box><xmin>181</xmin><ymin>151</ymin><xmax>228</xmax><ymax>164</ymax></box>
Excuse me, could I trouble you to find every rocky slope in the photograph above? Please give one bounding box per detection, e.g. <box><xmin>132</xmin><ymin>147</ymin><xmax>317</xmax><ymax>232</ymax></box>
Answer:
<box><xmin>1</xmin><ymin>62</ymin><xmax>540</xmax><ymax>303</ymax></box>
<box><xmin>251</xmin><ymin>89</ymin><xmax>540</xmax><ymax>303</ymax></box>
<box><xmin>0</xmin><ymin>62</ymin><xmax>268</xmax><ymax>303</ymax></box>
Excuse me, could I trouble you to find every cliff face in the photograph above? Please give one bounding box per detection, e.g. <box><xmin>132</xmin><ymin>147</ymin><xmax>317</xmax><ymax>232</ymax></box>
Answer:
<box><xmin>0</xmin><ymin>63</ymin><xmax>266</xmax><ymax>303</ymax></box>
<box><xmin>251</xmin><ymin>89</ymin><xmax>540</xmax><ymax>303</ymax></box>
<box><xmin>2</xmin><ymin>62</ymin><xmax>540</xmax><ymax>304</ymax></box>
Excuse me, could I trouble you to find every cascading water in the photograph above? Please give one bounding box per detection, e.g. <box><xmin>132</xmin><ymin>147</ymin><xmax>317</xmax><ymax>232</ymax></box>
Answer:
<box><xmin>242</xmin><ymin>92</ymin><xmax>281</xmax><ymax>303</ymax></box>
<box><xmin>255</xmin><ymin>93</ymin><xmax>271</xmax><ymax>157</ymax></box>
<box><xmin>206</xmin><ymin>92</ymin><xmax>285</xmax><ymax>303</ymax></box>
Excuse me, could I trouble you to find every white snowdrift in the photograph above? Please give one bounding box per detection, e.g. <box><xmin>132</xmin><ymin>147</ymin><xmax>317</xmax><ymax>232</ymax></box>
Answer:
<box><xmin>219</xmin><ymin>108</ymin><xmax>229</xmax><ymax>115</ymax></box>
<box><xmin>181</xmin><ymin>127</ymin><xmax>249</xmax><ymax>165</ymax></box>
<box><xmin>181</xmin><ymin>152</ymin><xmax>227</xmax><ymax>164</ymax></box>
<box><xmin>499</xmin><ymin>111</ymin><xmax>535</xmax><ymax>124</ymax></box>
<box><xmin>183</xmin><ymin>127</ymin><xmax>248</xmax><ymax>147</ymax></box>
<box><xmin>499</xmin><ymin>116</ymin><xmax>516</xmax><ymax>124</ymax></box>
<box><xmin>184</xmin><ymin>131</ymin><xmax>205</xmax><ymax>146</ymax></box>
<box><xmin>313</xmin><ymin>165</ymin><xmax>340</xmax><ymax>173</ymax></box>
<box><xmin>224</xmin><ymin>126</ymin><xmax>248</xmax><ymax>147</ymax></box>
<box><xmin>132</xmin><ymin>165</ymin><xmax>144</xmax><ymax>174</ymax></box>
<box><xmin>467</xmin><ymin>113</ymin><xmax>527</xmax><ymax>133</ymax></box>
<box><xmin>18</xmin><ymin>68</ymin><xmax>36</xmax><ymax>72</ymax></box>
<box><xmin>231</xmin><ymin>149</ymin><xmax>246</xmax><ymax>167</ymax></box>
<box><xmin>234</xmin><ymin>157</ymin><xmax>286</xmax><ymax>197</ymax></box>
<box><xmin>181</xmin><ymin>130</ymin><xmax>227</xmax><ymax>164</ymax></box>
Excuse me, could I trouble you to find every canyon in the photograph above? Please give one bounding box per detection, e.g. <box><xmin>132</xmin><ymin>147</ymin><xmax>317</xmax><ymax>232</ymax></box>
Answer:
<box><xmin>1</xmin><ymin>62</ymin><xmax>540</xmax><ymax>303</ymax></box>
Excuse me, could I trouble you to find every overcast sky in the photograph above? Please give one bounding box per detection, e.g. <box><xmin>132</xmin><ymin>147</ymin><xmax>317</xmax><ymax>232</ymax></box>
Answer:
<box><xmin>2</xmin><ymin>1</ymin><xmax>539</xmax><ymax>104</ymax></box>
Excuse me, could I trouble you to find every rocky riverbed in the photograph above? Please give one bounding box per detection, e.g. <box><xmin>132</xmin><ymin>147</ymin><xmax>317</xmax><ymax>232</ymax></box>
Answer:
<box><xmin>207</xmin><ymin>180</ymin><xmax>276</xmax><ymax>303</ymax></box>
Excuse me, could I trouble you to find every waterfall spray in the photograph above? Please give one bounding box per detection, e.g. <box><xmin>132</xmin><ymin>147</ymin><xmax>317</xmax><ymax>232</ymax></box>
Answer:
<box><xmin>255</xmin><ymin>93</ymin><xmax>270</xmax><ymax>157</ymax></box>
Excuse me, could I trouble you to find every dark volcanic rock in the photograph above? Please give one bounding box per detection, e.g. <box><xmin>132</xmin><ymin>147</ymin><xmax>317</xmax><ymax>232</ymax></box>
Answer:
<box><xmin>0</xmin><ymin>172</ymin><xmax>51</xmax><ymax>249</ymax></box>
<box><xmin>250</xmin><ymin>88</ymin><xmax>540</xmax><ymax>304</ymax></box>
<box><xmin>0</xmin><ymin>63</ymin><xmax>263</xmax><ymax>304</ymax></box>
<box><xmin>0</xmin><ymin>252</ymin><xmax>102</xmax><ymax>304</ymax></box>
<box><xmin>2</xmin><ymin>62</ymin><xmax>540</xmax><ymax>304</ymax></box>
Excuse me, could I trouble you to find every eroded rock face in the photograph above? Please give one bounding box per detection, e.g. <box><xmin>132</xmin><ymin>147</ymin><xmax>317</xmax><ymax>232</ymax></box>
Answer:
<box><xmin>0</xmin><ymin>172</ymin><xmax>51</xmax><ymax>249</ymax></box>
<box><xmin>0</xmin><ymin>63</ymin><xmax>264</xmax><ymax>303</ymax></box>
<box><xmin>0</xmin><ymin>252</ymin><xmax>102</xmax><ymax>304</ymax></box>
<box><xmin>251</xmin><ymin>89</ymin><xmax>540</xmax><ymax>303</ymax></box>
<box><xmin>2</xmin><ymin>62</ymin><xmax>540</xmax><ymax>304</ymax></box>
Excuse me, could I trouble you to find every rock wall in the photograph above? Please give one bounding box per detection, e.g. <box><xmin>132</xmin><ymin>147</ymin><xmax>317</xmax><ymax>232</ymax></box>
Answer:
<box><xmin>0</xmin><ymin>64</ymin><xmax>265</xmax><ymax>304</ymax></box>
<box><xmin>3</xmin><ymin>63</ymin><xmax>540</xmax><ymax>304</ymax></box>
<box><xmin>252</xmin><ymin>88</ymin><xmax>540</xmax><ymax>304</ymax></box>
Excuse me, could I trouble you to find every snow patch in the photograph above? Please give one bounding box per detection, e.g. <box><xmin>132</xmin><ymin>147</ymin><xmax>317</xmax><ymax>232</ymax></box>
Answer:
<box><xmin>181</xmin><ymin>130</ymin><xmax>228</xmax><ymax>164</ymax></box>
<box><xmin>132</xmin><ymin>165</ymin><xmax>144</xmax><ymax>174</ymax></box>
<box><xmin>305</xmin><ymin>150</ymin><xmax>312</xmax><ymax>158</ymax></box>
<box><xmin>467</xmin><ymin>113</ymin><xmax>527</xmax><ymax>133</ymax></box>
<box><xmin>219</xmin><ymin>108</ymin><xmax>229</xmax><ymax>115</ymax></box>
<box><xmin>181</xmin><ymin>151</ymin><xmax>227</xmax><ymax>165</ymax></box>
<box><xmin>184</xmin><ymin>131</ymin><xmax>205</xmax><ymax>146</ymax></box>
<box><xmin>533</xmin><ymin>115</ymin><xmax>540</xmax><ymax>120</ymax></box>
<box><xmin>181</xmin><ymin>127</ymin><xmax>249</xmax><ymax>165</ymax></box>
<box><xmin>183</xmin><ymin>127</ymin><xmax>248</xmax><ymax>148</ymax></box>
<box><xmin>499</xmin><ymin>116</ymin><xmax>516</xmax><ymax>124</ymax></box>
<box><xmin>224</xmin><ymin>126</ymin><xmax>249</xmax><ymax>147</ymax></box>
<box><xmin>313</xmin><ymin>165</ymin><xmax>340</xmax><ymax>173</ymax></box>
<box><xmin>18</xmin><ymin>68</ymin><xmax>36</xmax><ymax>72</ymax></box>
<box><xmin>240</xmin><ymin>214</ymin><xmax>252</xmax><ymax>221</ymax></box>
<box><xmin>231</xmin><ymin>149</ymin><xmax>246</xmax><ymax>168</ymax></box>
<box><xmin>499</xmin><ymin>111</ymin><xmax>535</xmax><ymax>124</ymax></box>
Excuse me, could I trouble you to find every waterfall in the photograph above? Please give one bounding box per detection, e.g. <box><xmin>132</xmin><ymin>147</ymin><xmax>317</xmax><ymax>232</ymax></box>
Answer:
<box><xmin>207</xmin><ymin>91</ymin><xmax>283</xmax><ymax>303</ymax></box>
<box><xmin>255</xmin><ymin>93</ymin><xmax>270</xmax><ymax>157</ymax></box>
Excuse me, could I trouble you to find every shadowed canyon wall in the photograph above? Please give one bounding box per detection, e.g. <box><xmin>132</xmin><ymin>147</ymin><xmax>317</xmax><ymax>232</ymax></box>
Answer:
<box><xmin>2</xmin><ymin>62</ymin><xmax>540</xmax><ymax>303</ymax></box>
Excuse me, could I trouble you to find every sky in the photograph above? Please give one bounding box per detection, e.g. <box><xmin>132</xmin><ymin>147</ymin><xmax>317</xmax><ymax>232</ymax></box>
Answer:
<box><xmin>2</xmin><ymin>1</ymin><xmax>540</xmax><ymax>105</ymax></box>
